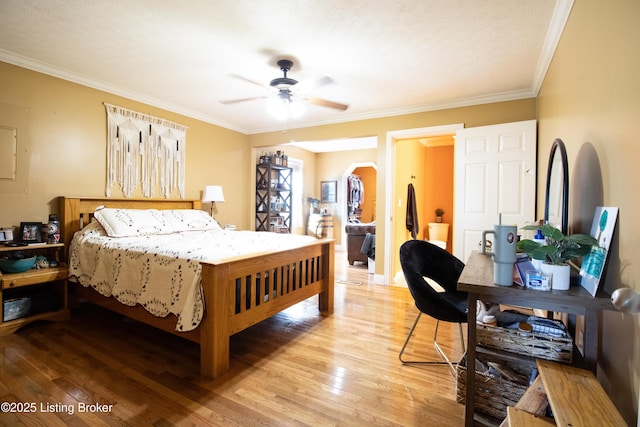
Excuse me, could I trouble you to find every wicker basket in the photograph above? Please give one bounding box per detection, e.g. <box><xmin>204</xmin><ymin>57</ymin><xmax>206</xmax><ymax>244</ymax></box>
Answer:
<box><xmin>456</xmin><ymin>354</ymin><xmax>532</xmax><ymax>422</ymax></box>
<box><xmin>475</xmin><ymin>323</ymin><xmax>573</xmax><ymax>363</ymax></box>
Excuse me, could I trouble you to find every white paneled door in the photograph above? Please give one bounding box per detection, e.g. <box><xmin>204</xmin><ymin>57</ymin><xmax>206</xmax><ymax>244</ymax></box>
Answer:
<box><xmin>453</xmin><ymin>120</ymin><xmax>537</xmax><ymax>262</ymax></box>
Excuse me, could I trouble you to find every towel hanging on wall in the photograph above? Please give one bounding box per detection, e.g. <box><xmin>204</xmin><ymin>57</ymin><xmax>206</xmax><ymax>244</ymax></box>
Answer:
<box><xmin>406</xmin><ymin>183</ymin><xmax>419</xmax><ymax>239</ymax></box>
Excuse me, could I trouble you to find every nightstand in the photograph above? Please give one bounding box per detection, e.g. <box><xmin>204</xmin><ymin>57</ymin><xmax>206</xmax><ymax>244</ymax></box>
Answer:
<box><xmin>0</xmin><ymin>243</ymin><xmax>69</xmax><ymax>336</ymax></box>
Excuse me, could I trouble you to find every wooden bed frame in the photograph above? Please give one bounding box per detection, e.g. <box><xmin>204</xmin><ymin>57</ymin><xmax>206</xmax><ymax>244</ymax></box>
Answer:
<box><xmin>60</xmin><ymin>196</ymin><xmax>334</xmax><ymax>378</ymax></box>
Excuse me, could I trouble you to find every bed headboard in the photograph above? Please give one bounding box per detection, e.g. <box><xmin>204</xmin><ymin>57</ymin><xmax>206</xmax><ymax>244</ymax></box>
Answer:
<box><xmin>59</xmin><ymin>197</ymin><xmax>202</xmax><ymax>255</ymax></box>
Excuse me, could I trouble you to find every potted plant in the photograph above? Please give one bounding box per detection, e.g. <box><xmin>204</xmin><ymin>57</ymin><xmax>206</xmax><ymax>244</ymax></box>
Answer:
<box><xmin>517</xmin><ymin>224</ymin><xmax>597</xmax><ymax>290</ymax></box>
<box><xmin>435</xmin><ymin>208</ymin><xmax>445</xmax><ymax>223</ymax></box>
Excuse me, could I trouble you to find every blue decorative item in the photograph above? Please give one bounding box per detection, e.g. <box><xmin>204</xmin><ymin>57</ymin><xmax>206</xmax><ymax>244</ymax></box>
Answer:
<box><xmin>0</xmin><ymin>256</ymin><xmax>36</xmax><ymax>273</ymax></box>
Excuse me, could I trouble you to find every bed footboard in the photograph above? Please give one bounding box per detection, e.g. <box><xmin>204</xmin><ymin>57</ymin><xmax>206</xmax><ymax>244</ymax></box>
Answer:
<box><xmin>199</xmin><ymin>239</ymin><xmax>334</xmax><ymax>378</ymax></box>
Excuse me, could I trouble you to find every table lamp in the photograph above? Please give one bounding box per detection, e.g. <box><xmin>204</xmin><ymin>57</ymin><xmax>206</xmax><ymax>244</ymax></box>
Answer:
<box><xmin>202</xmin><ymin>185</ymin><xmax>225</xmax><ymax>218</ymax></box>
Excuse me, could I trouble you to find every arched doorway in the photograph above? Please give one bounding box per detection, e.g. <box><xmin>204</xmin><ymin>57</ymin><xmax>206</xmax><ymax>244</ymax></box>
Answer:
<box><xmin>340</xmin><ymin>161</ymin><xmax>377</xmax><ymax>252</ymax></box>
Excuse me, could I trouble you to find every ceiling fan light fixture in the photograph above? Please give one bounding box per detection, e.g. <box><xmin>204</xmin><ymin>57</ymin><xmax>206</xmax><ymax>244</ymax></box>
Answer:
<box><xmin>267</xmin><ymin>97</ymin><xmax>287</xmax><ymax>120</ymax></box>
<box><xmin>288</xmin><ymin>99</ymin><xmax>305</xmax><ymax>118</ymax></box>
<box><xmin>267</xmin><ymin>95</ymin><xmax>304</xmax><ymax>120</ymax></box>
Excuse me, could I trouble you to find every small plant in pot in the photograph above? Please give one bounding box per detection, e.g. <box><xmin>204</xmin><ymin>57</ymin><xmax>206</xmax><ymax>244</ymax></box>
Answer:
<box><xmin>517</xmin><ymin>224</ymin><xmax>597</xmax><ymax>290</ymax></box>
<box><xmin>435</xmin><ymin>208</ymin><xmax>445</xmax><ymax>223</ymax></box>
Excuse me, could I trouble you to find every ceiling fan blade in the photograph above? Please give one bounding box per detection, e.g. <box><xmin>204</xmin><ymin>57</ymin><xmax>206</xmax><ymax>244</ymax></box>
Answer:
<box><xmin>228</xmin><ymin>74</ymin><xmax>267</xmax><ymax>89</ymax></box>
<box><xmin>306</xmin><ymin>97</ymin><xmax>349</xmax><ymax>111</ymax></box>
<box><xmin>295</xmin><ymin>75</ymin><xmax>334</xmax><ymax>94</ymax></box>
<box><xmin>220</xmin><ymin>96</ymin><xmax>265</xmax><ymax>105</ymax></box>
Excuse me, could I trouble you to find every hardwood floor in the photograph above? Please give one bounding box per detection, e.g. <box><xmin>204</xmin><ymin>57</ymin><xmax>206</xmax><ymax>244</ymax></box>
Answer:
<box><xmin>0</xmin><ymin>250</ymin><xmax>465</xmax><ymax>426</ymax></box>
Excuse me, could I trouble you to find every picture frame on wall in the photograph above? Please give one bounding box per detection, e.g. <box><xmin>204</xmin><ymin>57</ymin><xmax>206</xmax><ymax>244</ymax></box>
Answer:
<box><xmin>321</xmin><ymin>180</ymin><xmax>337</xmax><ymax>203</ymax></box>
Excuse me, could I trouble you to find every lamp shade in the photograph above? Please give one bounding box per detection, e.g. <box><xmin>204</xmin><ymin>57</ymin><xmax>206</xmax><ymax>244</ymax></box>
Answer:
<box><xmin>202</xmin><ymin>185</ymin><xmax>225</xmax><ymax>203</ymax></box>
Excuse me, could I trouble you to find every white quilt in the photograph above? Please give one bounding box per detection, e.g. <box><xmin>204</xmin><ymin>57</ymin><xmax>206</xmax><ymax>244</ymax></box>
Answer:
<box><xmin>68</xmin><ymin>221</ymin><xmax>317</xmax><ymax>331</ymax></box>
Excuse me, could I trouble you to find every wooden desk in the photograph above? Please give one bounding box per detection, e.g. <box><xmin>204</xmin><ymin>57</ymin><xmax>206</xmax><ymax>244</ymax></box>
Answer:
<box><xmin>457</xmin><ymin>251</ymin><xmax>615</xmax><ymax>426</ymax></box>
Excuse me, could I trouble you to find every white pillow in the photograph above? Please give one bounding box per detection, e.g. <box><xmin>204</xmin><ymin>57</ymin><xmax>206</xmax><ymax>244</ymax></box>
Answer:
<box><xmin>93</xmin><ymin>207</ymin><xmax>169</xmax><ymax>237</ymax></box>
<box><xmin>162</xmin><ymin>209</ymin><xmax>222</xmax><ymax>231</ymax></box>
<box><xmin>93</xmin><ymin>207</ymin><xmax>222</xmax><ymax>237</ymax></box>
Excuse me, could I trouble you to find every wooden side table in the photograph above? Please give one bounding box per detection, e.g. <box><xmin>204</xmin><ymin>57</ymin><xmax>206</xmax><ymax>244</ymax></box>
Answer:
<box><xmin>457</xmin><ymin>251</ymin><xmax>615</xmax><ymax>426</ymax></box>
<box><xmin>0</xmin><ymin>243</ymin><xmax>69</xmax><ymax>336</ymax></box>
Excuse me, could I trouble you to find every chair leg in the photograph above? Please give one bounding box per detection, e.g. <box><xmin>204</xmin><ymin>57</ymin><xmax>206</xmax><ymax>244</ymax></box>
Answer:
<box><xmin>399</xmin><ymin>312</ymin><xmax>427</xmax><ymax>363</ymax></box>
<box><xmin>432</xmin><ymin>321</ymin><xmax>457</xmax><ymax>376</ymax></box>
<box><xmin>399</xmin><ymin>312</ymin><xmax>465</xmax><ymax>377</ymax></box>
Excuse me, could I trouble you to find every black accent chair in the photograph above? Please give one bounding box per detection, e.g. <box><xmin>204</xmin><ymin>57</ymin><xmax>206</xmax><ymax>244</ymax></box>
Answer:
<box><xmin>399</xmin><ymin>239</ymin><xmax>468</xmax><ymax>375</ymax></box>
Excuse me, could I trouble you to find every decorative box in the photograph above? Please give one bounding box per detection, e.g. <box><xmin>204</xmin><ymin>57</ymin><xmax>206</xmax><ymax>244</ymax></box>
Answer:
<box><xmin>3</xmin><ymin>297</ymin><xmax>31</xmax><ymax>322</ymax></box>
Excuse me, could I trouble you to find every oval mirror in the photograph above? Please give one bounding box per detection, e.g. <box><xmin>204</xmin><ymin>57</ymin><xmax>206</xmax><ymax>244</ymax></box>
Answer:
<box><xmin>544</xmin><ymin>138</ymin><xmax>569</xmax><ymax>234</ymax></box>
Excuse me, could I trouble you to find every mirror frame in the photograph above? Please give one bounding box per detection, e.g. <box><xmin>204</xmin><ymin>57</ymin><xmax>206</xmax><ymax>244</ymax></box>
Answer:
<box><xmin>544</xmin><ymin>138</ymin><xmax>569</xmax><ymax>235</ymax></box>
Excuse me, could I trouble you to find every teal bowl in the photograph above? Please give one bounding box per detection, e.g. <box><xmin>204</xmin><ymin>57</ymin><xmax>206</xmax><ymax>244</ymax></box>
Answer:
<box><xmin>0</xmin><ymin>256</ymin><xmax>36</xmax><ymax>274</ymax></box>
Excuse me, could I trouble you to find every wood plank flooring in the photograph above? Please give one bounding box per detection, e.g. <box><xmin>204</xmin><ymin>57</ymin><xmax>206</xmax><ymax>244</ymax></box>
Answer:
<box><xmin>0</xmin><ymin>250</ymin><xmax>465</xmax><ymax>426</ymax></box>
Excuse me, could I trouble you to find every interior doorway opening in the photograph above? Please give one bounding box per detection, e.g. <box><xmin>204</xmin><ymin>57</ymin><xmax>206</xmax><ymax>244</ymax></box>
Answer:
<box><xmin>340</xmin><ymin>162</ymin><xmax>377</xmax><ymax>252</ymax></box>
<box><xmin>384</xmin><ymin>124</ymin><xmax>463</xmax><ymax>287</ymax></box>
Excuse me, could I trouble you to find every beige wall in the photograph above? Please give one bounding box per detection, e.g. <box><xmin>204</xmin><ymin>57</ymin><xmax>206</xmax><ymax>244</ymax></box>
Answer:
<box><xmin>0</xmin><ymin>62</ymin><xmax>249</xmax><ymax>231</ymax></box>
<box><xmin>537</xmin><ymin>0</ymin><xmax>639</xmax><ymax>423</ymax></box>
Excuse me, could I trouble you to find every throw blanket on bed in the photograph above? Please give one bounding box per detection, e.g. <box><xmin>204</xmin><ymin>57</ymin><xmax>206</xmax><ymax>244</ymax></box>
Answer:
<box><xmin>68</xmin><ymin>221</ymin><xmax>317</xmax><ymax>331</ymax></box>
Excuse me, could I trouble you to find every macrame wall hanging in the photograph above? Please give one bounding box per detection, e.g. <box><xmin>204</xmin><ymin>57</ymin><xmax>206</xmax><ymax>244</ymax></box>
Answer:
<box><xmin>104</xmin><ymin>103</ymin><xmax>187</xmax><ymax>198</ymax></box>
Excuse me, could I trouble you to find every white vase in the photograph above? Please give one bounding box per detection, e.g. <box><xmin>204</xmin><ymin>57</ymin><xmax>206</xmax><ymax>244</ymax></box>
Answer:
<box><xmin>541</xmin><ymin>263</ymin><xmax>571</xmax><ymax>290</ymax></box>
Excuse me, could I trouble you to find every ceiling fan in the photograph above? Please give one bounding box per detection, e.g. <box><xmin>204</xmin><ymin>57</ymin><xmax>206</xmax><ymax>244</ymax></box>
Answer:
<box><xmin>221</xmin><ymin>59</ymin><xmax>349</xmax><ymax>115</ymax></box>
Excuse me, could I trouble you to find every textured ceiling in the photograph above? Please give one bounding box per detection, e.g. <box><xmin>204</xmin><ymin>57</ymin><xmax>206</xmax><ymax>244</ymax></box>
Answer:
<box><xmin>0</xmin><ymin>0</ymin><xmax>572</xmax><ymax>134</ymax></box>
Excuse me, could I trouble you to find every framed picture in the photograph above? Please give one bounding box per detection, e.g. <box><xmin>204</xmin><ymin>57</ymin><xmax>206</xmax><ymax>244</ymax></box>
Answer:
<box><xmin>321</xmin><ymin>180</ymin><xmax>337</xmax><ymax>203</ymax></box>
<box><xmin>270</xmin><ymin>216</ymin><xmax>284</xmax><ymax>226</ymax></box>
<box><xmin>18</xmin><ymin>222</ymin><xmax>42</xmax><ymax>243</ymax></box>
<box><xmin>580</xmin><ymin>207</ymin><xmax>619</xmax><ymax>296</ymax></box>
